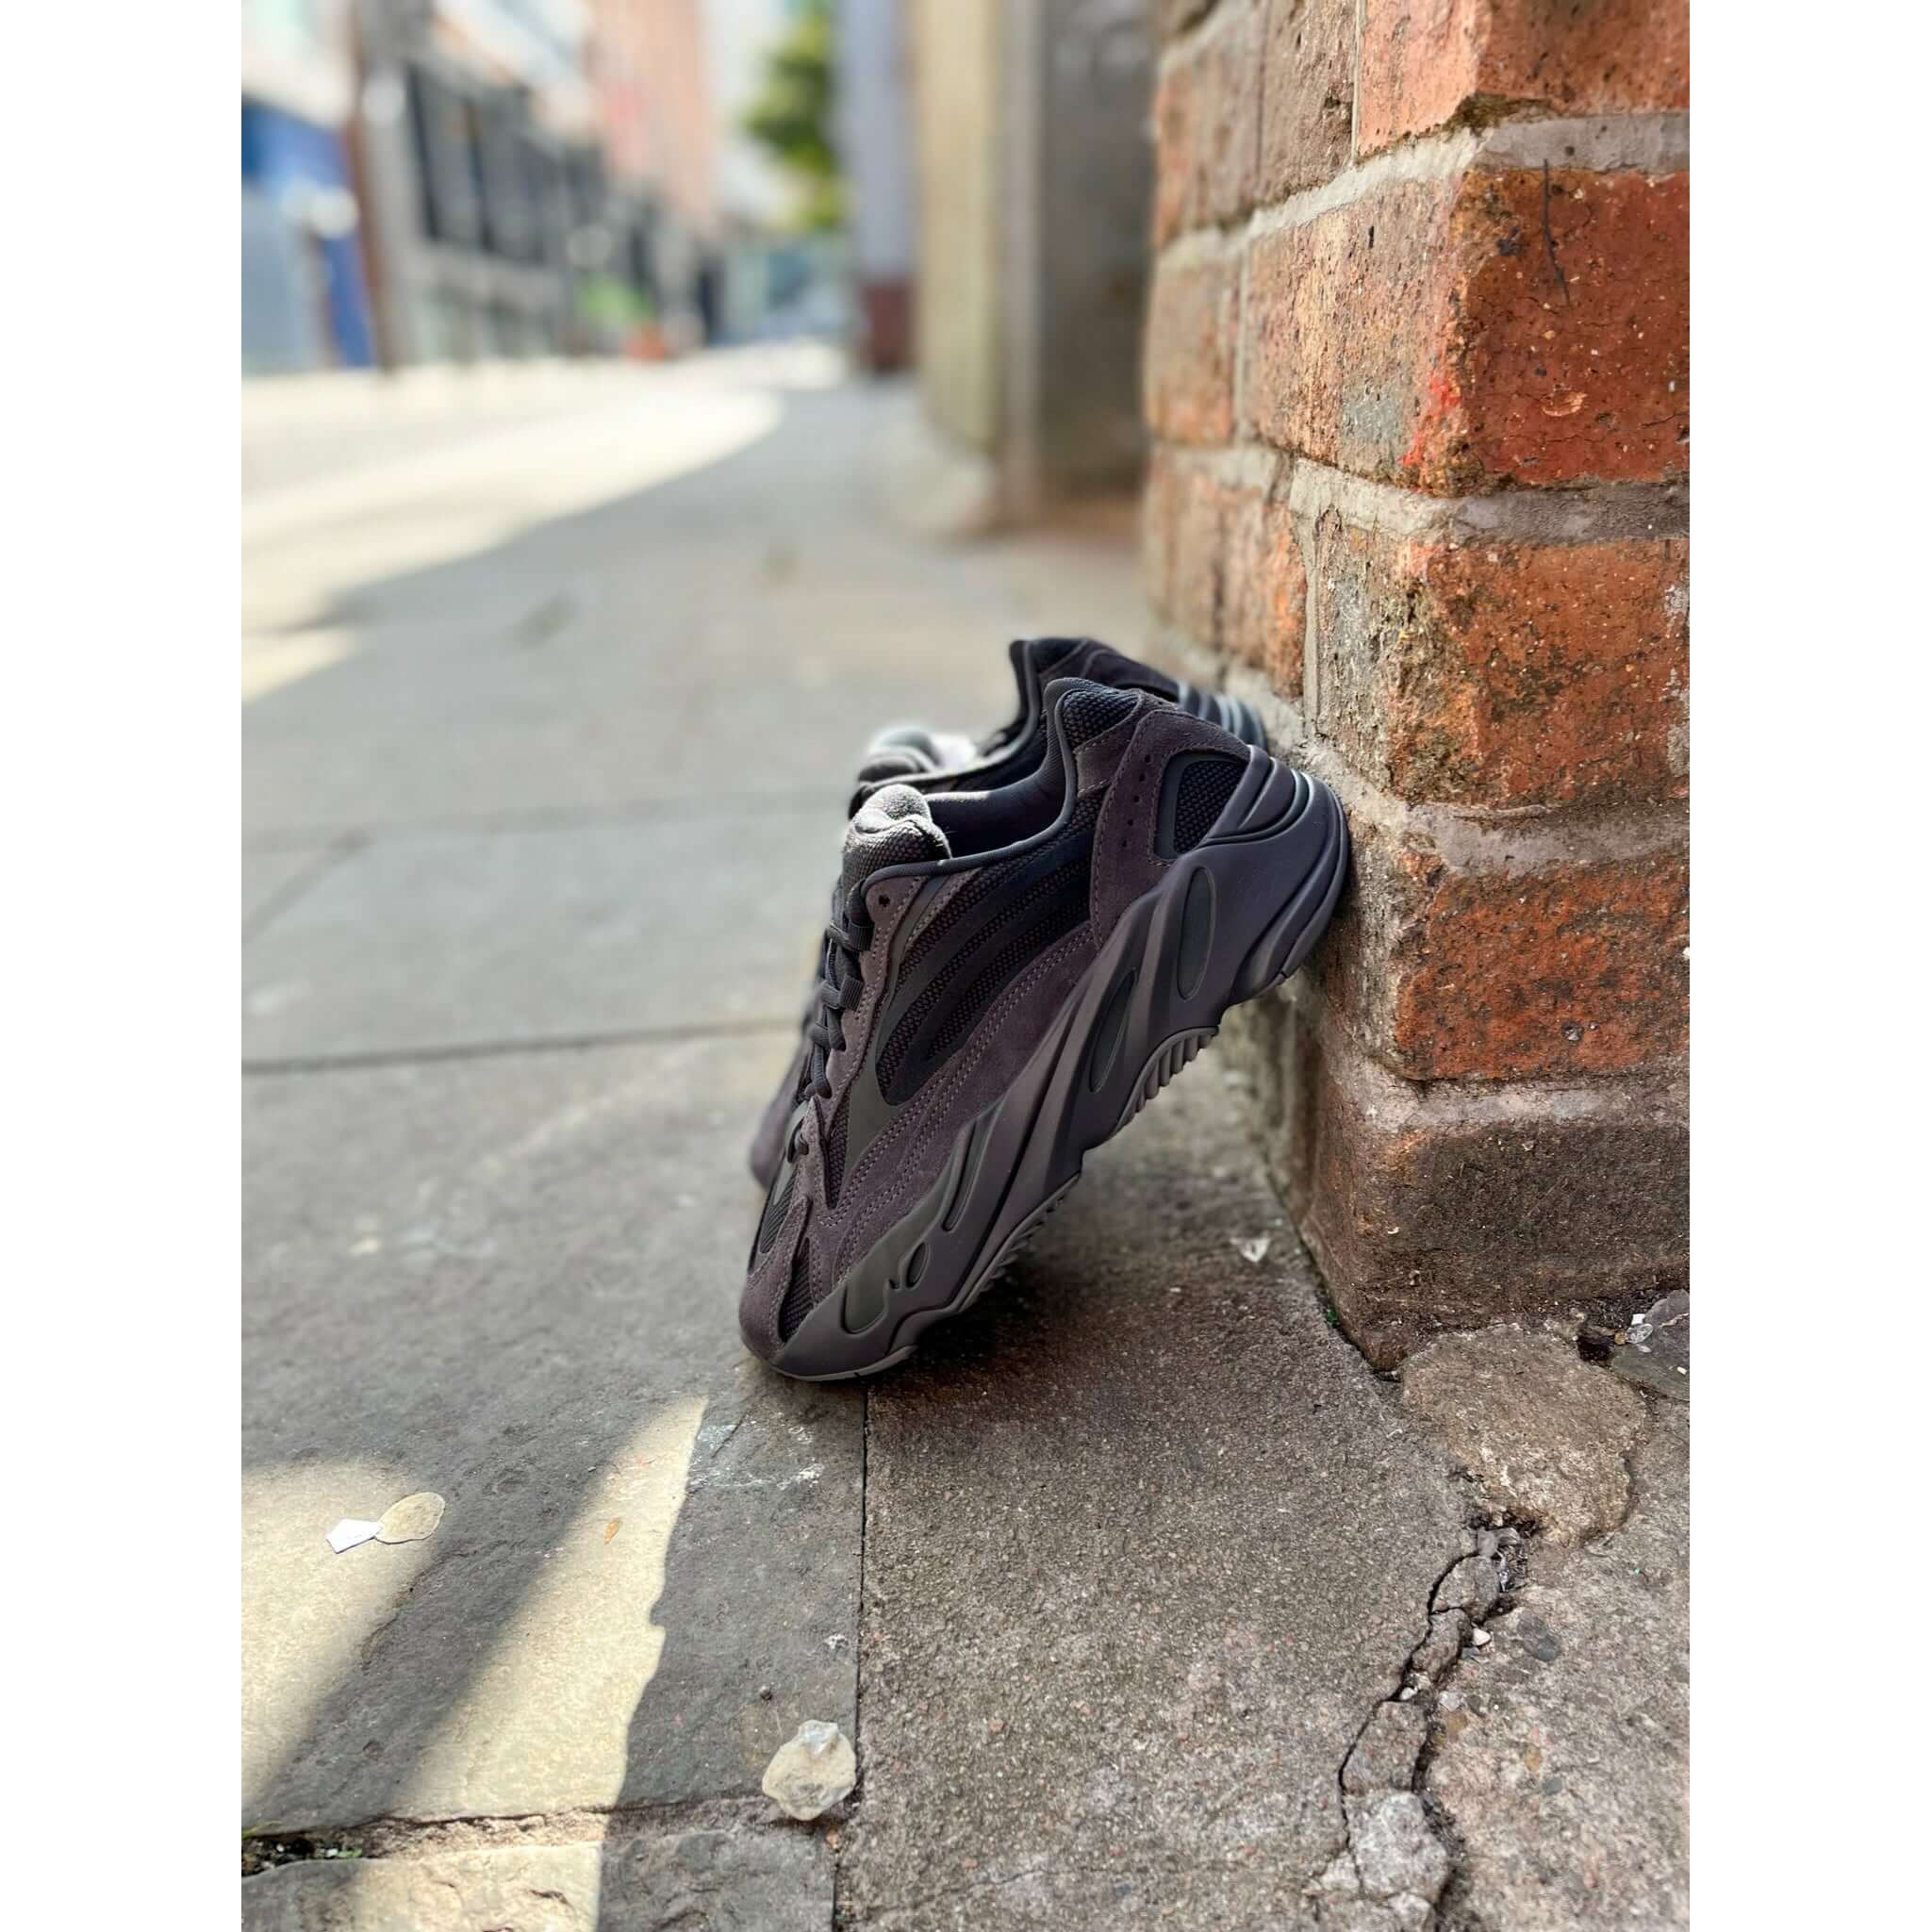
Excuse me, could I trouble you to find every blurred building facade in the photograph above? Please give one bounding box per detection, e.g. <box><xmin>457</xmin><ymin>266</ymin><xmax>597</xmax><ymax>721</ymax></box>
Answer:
<box><xmin>244</xmin><ymin>0</ymin><xmax>1151</xmax><ymax>409</ymax></box>
<box><xmin>349</xmin><ymin>0</ymin><xmax>698</xmax><ymax>364</ymax></box>
<box><xmin>241</xmin><ymin>1</ymin><xmax>379</xmax><ymax>372</ymax></box>
<box><xmin>904</xmin><ymin>0</ymin><xmax>1153</xmax><ymax>517</ymax></box>
<box><xmin>833</xmin><ymin>0</ymin><xmax>913</xmax><ymax>370</ymax></box>
<box><xmin>586</xmin><ymin>0</ymin><xmax>721</xmax><ymax>342</ymax></box>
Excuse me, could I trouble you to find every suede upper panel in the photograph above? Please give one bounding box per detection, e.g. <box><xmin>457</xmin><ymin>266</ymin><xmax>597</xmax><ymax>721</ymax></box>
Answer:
<box><xmin>739</xmin><ymin>1170</ymin><xmax>812</xmax><ymax>1361</ymax></box>
<box><xmin>831</xmin><ymin>921</ymin><xmax>1098</xmax><ymax>1281</ymax></box>
<box><xmin>1073</xmin><ymin>702</ymin><xmax>1145</xmax><ymax>794</ymax></box>
<box><xmin>1089</xmin><ymin>705</ymin><xmax>1251</xmax><ymax>933</ymax></box>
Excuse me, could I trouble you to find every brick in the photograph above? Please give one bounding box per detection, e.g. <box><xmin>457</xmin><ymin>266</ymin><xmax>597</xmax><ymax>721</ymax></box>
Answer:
<box><xmin>1283</xmin><ymin>1007</ymin><xmax>1689</xmax><ymax>1367</ymax></box>
<box><xmin>1151</xmin><ymin>55</ymin><xmax>1197</xmax><ymax>247</ymax></box>
<box><xmin>1359</xmin><ymin>0</ymin><xmax>1692</xmax><ymax>156</ymax></box>
<box><xmin>1153</xmin><ymin>5</ymin><xmax>1264</xmax><ymax>241</ymax></box>
<box><xmin>1311</xmin><ymin>517</ymin><xmax>1689</xmax><ymax>807</ymax></box>
<box><xmin>1192</xmin><ymin>3</ymin><xmax>1263</xmax><ymax>225</ymax></box>
<box><xmin>1157</xmin><ymin>0</ymin><xmax>1220</xmax><ymax>37</ymax></box>
<box><xmin>1259</xmin><ymin>0</ymin><xmax>1356</xmax><ymax>200</ymax></box>
<box><xmin>1144</xmin><ymin>251</ymin><xmax>1240</xmax><ymax>445</ymax></box>
<box><xmin>1223</xmin><ymin>490</ymin><xmax>1307</xmax><ymax>697</ymax></box>
<box><xmin>1144</xmin><ymin>454</ymin><xmax>1306</xmax><ymax>695</ymax></box>
<box><xmin>1141</xmin><ymin>446</ymin><xmax>1181</xmax><ymax>618</ymax></box>
<box><xmin>1244</xmin><ymin>168</ymin><xmax>1688</xmax><ymax>490</ymax></box>
<box><xmin>1314</xmin><ymin>817</ymin><xmax>1689</xmax><ymax>1082</ymax></box>
<box><xmin>1143</xmin><ymin>451</ymin><xmax>1229</xmax><ymax>640</ymax></box>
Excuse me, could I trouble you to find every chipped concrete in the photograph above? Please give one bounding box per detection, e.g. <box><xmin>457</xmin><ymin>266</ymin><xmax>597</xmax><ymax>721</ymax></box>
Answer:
<box><xmin>1426</xmin><ymin>1405</ymin><xmax>1689</xmax><ymax>1929</ymax></box>
<box><xmin>1402</xmin><ymin>1328</ymin><xmax>1649</xmax><ymax>1544</ymax></box>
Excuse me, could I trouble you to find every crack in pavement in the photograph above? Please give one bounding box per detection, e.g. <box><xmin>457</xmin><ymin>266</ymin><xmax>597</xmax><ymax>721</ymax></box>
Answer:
<box><xmin>1308</xmin><ymin>1521</ymin><xmax>1527</xmax><ymax>1930</ymax></box>
<box><xmin>244</xmin><ymin>832</ymin><xmax>367</xmax><ymax>942</ymax></box>
<box><xmin>243</xmin><ymin>1016</ymin><xmax>798</xmax><ymax>1077</ymax></box>
<box><xmin>245</xmin><ymin>1792</ymin><xmax>806</xmax><ymax>1869</ymax></box>
<box><xmin>831</xmin><ymin>1385</ymin><xmax>870</xmax><ymax>1931</ymax></box>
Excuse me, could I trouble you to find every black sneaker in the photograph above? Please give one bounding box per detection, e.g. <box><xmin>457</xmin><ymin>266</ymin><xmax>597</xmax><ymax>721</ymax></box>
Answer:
<box><xmin>747</xmin><ymin>637</ymin><xmax>1264</xmax><ymax>1187</ymax></box>
<box><xmin>849</xmin><ymin>634</ymin><xmax>1265</xmax><ymax>810</ymax></box>
<box><xmin>738</xmin><ymin>676</ymin><xmax>1347</xmax><ymax>1379</ymax></box>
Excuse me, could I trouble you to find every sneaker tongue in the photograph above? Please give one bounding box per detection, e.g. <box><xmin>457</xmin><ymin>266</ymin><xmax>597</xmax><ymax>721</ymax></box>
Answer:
<box><xmin>840</xmin><ymin>783</ymin><xmax>949</xmax><ymax>901</ymax></box>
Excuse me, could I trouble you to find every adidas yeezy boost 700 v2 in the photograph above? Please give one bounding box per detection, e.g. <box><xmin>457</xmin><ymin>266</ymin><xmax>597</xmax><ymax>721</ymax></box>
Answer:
<box><xmin>746</xmin><ymin>636</ymin><xmax>1265</xmax><ymax>1189</ymax></box>
<box><xmin>739</xmin><ymin>677</ymin><xmax>1347</xmax><ymax>1379</ymax></box>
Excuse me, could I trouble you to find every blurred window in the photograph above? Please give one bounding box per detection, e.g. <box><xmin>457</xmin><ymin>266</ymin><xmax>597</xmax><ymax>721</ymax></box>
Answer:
<box><xmin>405</xmin><ymin>65</ymin><xmax>485</xmax><ymax>250</ymax></box>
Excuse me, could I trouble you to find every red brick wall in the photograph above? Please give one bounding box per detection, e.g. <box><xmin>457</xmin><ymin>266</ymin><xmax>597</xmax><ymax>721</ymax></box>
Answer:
<box><xmin>1143</xmin><ymin>0</ymin><xmax>1689</xmax><ymax>1364</ymax></box>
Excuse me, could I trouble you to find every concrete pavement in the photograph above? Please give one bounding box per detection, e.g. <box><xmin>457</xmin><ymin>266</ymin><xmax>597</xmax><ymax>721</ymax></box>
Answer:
<box><xmin>242</xmin><ymin>350</ymin><xmax>1687</xmax><ymax>1930</ymax></box>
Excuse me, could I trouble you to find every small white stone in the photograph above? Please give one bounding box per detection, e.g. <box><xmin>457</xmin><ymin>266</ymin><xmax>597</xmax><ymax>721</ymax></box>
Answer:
<box><xmin>762</xmin><ymin>1719</ymin><xmax>856</xmax><ymax>1821</ymax></box>
<box><xmin>1471</xmin><ymin>1627</ymin><xmax>1492</xmax><ymax>1649</ymax></box>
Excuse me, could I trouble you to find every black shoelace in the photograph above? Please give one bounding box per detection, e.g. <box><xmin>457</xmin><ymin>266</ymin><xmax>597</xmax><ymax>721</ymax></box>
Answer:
<box><xmin>801</xmin><ymin>884</ymin><xmax>874</xmax><ymax>1120</ymax></box>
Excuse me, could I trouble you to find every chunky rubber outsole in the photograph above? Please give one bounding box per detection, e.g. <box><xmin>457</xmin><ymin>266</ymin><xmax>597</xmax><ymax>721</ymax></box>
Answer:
<box><xmin>770</xmin><ymin>751</ymin><xmax>1348</xmax><ymax>1379</ymax></box>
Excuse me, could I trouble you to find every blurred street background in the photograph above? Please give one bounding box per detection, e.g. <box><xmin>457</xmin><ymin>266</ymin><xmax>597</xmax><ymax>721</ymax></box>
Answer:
<box><xmin>243</xmin><ymin>0</ymin><xmax>1152</xmax><ymax>512</ymax></box>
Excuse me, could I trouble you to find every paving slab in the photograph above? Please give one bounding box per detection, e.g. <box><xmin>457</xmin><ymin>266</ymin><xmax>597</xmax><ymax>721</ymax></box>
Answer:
<box><xmin>1426</xmin><ymin>1402</ymin><xmax>1690</xmax><ymax>1928</ymax></box>
<box><xmin>241</xmin><ymin>813</ymin><xmax>840</xmax><ymax>1062</ymax></box>
<box><xmin>243</xmin><ymin>1033</ymin><xmax>859</xmax><ymax>1828</ymax></box>
<box><xmin>841</xmin><ymin>1057</ymin><xmax>1473</xmax><ymax>1930</ymax></box>
<box><xmin>242</xmin><ymin>380</ymin><xmax>1030</xmax><ymax>837</ymax></box>
<box><xmin>246</xmin><ymin>839</ymin><xmax>348</xmax><ymax>933</ymax></box>
<box><xmin>242</xmin><ymin>1819</ymin><xmax>829</xmax><ymax>1932</ymax></box>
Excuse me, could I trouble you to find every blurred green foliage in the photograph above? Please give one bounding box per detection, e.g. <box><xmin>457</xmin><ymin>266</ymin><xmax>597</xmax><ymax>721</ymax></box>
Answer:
<box><xmin>575</xmin><ymin>274</ymin><xmax>655</xmax><ymax>332</ymax></box>
<box><xmin>743</xmin><ymin>0</ymin><xmax>844</xmax><ymax>233</ymax></box>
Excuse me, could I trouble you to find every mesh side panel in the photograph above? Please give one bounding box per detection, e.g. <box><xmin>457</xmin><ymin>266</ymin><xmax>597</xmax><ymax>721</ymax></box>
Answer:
<box><xmin>755</xmin><ymin>1164</ymin><xmax>795</xmax><ymax>1257</ymax></box>
<box><xmin>1059</xmin><ymin>683</ymin><xmax>1139</xmax><ymax>749</ymax></box>
<box><xmin>923</xmin><ymin>879</ymin><xmax>1091</xmax><ymax>1069</ymax></box>
<box><xmin>822</xmin><ymin>1093</ymin><xmax>850</xmax><ymax>1209</ymax></box>
<box><xmin>1172</xmin><ymin>753</ymin><xmax>1245</xmax><ymax>852</ymax></box>
<box><xmin>778</xmin><ymin>1239</ymin><xmax>816</xmax><ymax>1341</ymax></box>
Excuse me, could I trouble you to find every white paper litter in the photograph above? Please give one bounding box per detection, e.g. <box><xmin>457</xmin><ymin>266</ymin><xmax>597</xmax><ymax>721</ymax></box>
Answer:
<box><xmin>325</xmin><ymin>1492</ymin><xmax>446</xmax><ymax>1555</ymax></box>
